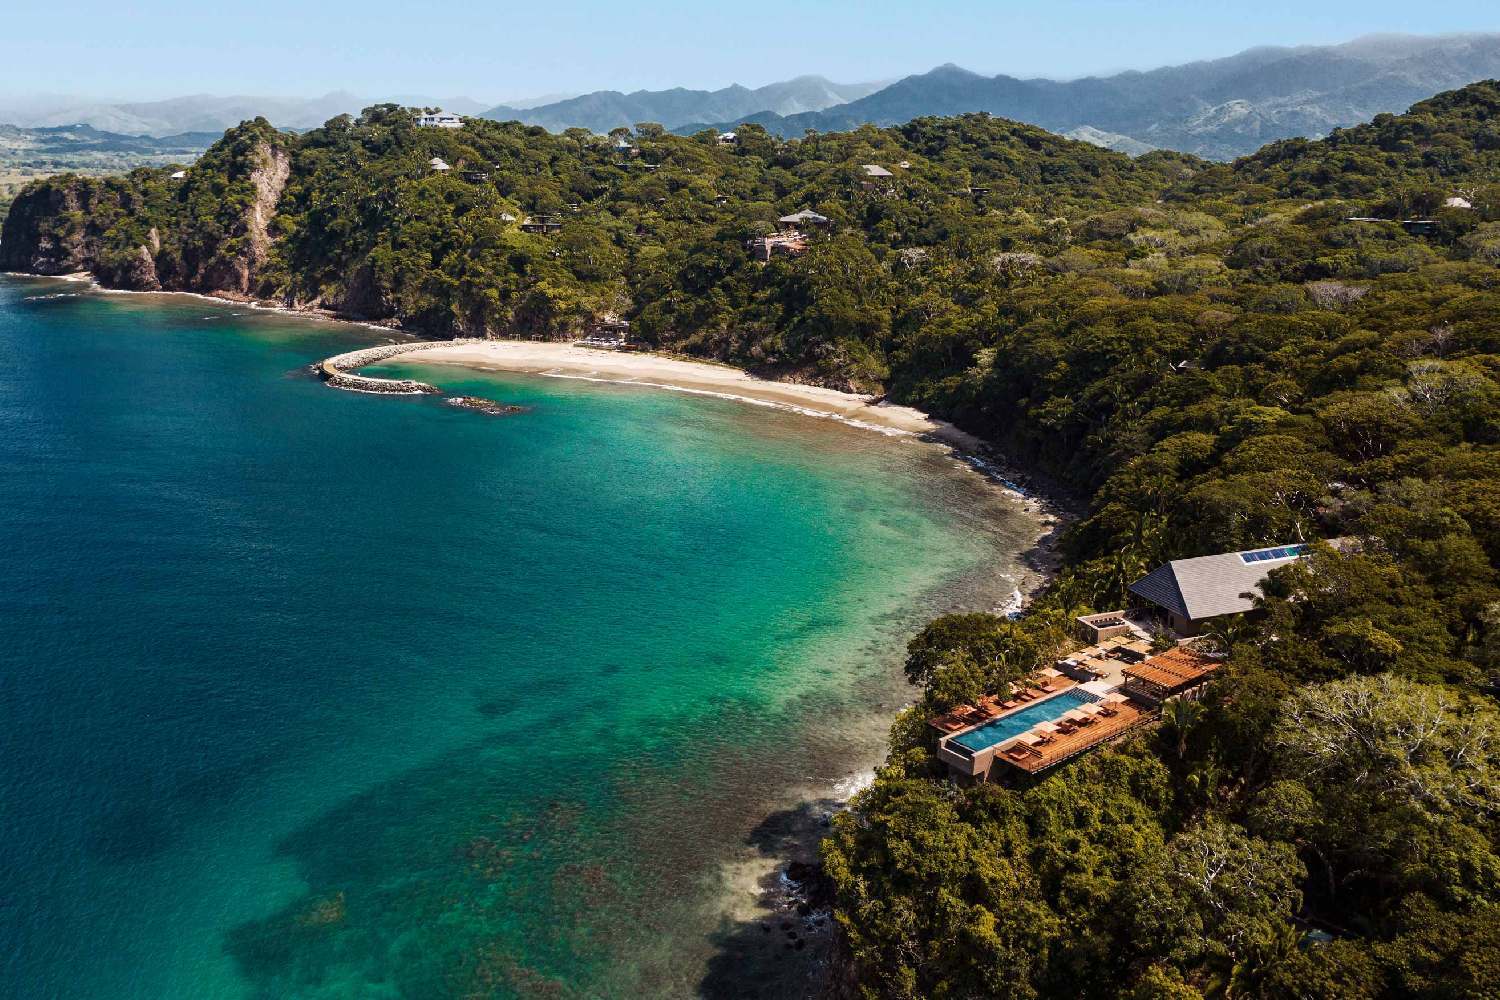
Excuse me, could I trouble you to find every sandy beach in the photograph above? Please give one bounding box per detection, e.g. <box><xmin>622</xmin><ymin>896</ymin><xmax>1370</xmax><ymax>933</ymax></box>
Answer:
<box><xmin>399</xmin><ymin>340</ymin><xmax>984</xmax><ymax>448</ymax></box>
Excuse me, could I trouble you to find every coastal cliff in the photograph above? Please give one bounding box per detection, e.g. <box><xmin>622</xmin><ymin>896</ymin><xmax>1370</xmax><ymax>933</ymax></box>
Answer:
<box><xmin>0</xmin><ymin>119</ymin><xmax>293</xmax><ymax>297</ymax></box>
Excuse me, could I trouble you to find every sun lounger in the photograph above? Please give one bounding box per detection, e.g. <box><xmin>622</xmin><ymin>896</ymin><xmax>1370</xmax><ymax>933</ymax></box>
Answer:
<box><xmin>1001</xmin><ymin>699</ymin><xmax>1020</xmax><ymax>709</ymax></box>
<box><xmin>1055</xmin><ymin>721</ymin><xmax>1077</xmax><ymax>734</ymax></box>
<box><xmin>1075</xmin><ymin>715</ymin><xmax>1098</xmax><ymax>727</ymax></box>
<box><xmin>1097</xmin><ymin>705</ymin><xmax>1118</xmax><ymax>717</ymax></box>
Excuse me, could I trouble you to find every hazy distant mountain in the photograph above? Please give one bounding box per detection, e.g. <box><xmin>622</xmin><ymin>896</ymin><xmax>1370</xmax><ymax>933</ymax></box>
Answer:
<box><xmin>482</xmin><ymin>75</ymin><xmax>885</xmax><ymax>132</ymax></box>
<box><xmin>0</xmin><ymin>92</ymin><xmax>490</xmax><ymax>137</ymax></box>
<box><xmin>1062</xmin><ymin>126</ymin><xmax>1158</xmax><ymax>157</ymax></box>
<box><xmin>709</xmin><ymin>33</ymin><xmax>1500</xmax><ymax>159</ymax></box>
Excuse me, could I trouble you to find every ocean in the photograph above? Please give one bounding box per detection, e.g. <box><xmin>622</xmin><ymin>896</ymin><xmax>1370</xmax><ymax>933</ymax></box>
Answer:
<box><xmin>0</xmin><ymin>275</ymin><xmax>1039</xmax><ymax>998</ymax></box>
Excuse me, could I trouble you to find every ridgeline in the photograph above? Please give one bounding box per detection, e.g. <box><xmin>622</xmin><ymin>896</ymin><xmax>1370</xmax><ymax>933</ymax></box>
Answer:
<box><xmin>5</xmin><ymin>83</ymin><xmax>1500</xmax><ymax>997</ymax></box>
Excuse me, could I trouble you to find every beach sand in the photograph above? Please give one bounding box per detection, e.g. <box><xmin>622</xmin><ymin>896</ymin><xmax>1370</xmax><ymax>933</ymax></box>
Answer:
<box><xmin>399</xmin><ymin>341</ymin><xmax>983</xmax><ymax>448</ymax></box>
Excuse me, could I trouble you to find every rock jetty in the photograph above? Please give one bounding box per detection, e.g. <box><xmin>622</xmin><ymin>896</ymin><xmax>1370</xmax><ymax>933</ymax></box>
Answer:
<box><xmin>316</xmin><ymin>340</ymin><xmax>480</xmax><ymax>394</ymax></box>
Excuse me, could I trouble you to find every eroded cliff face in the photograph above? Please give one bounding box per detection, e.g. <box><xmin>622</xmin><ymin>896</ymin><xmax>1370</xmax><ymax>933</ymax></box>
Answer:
<box><xmin>0</xmin><ymin>181</ymin><xmax>96</xmax><ymax>274</ymax></box>
<box><xmin>191</xmin><ymin>140</ymin><xmax>292</xmax><ymax>296</ymax></box>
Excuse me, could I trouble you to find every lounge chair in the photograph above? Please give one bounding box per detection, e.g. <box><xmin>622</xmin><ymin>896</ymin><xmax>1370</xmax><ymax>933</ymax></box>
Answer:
<box><xmin>1055</xmin><ymin>721</ymin><xmax>1078</xmax><ymax>734</ymax></box>
<box><xmin>1000</xmin><ymin>699</ymin><xmax>1020</xmax><ymax>709</ymax></box>
<box><xmin>1004</xmin><ymin>745</ymin><xmax>1031</xmax><ymax>761</ymax></box>
<box><xmin>1097</xmin><ymin>705</ymin><xmax>1118</xmax><ymax>718</ymax></box>
<box><xmin>1076</xmin><ymin>715</ymin><xmax>1098</xmax><ymax>728</ymax></box>
<box><xmin>1016</xmin><ymin>691</ymin><xmax>1035</xmax><ymax>701</ymax></box>
<box><xmin>1034</xmin><ymin>733</ymin><xmax>1057</xmax><ymax>746</ymax></box>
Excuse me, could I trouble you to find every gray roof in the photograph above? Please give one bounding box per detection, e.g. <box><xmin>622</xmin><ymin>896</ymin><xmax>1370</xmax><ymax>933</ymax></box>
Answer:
<box><xmin>862</xmin><ymin>164</ymin><xmax>894</xmax><ymax>177</ymax></box>
<box><xmin>778</xmin><ymin>209</ymin><xmax>829</xmax><ymax>224</ymax></box>
<box><xmin>1129</xmin><ymin>543</ymin><xmax>1315</xmax><ymax>621</ymax></box>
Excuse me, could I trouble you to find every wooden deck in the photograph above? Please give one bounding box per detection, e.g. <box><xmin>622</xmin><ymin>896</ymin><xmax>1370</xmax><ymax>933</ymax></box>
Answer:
<box><xmin>995</xmin><ymin>697</ymin><xmax>1153</xmax><ymax>773</ymax></box>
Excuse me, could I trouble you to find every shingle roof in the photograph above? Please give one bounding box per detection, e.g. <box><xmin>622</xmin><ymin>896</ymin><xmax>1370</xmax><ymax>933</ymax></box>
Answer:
<box><xmin>1129</xmin><ymin>543</ymin><xmax>1314</xmax><ymax>621</ymax></box>
<box><xmin>861</xmin><ymin>164</ymin><xmax>894</xmax><ymax>177</ymax></box>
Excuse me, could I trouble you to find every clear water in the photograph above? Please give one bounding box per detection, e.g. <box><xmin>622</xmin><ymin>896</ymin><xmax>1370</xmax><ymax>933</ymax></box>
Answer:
<box><xmin>949</xmin><ymin>690</ymin><xmax>1097</xmax><ymax>752</ymax></box>
<box><xmin>0</xmin><ymin>276</ymin><xmax>1039</xmax><ymax>999</ymax></box>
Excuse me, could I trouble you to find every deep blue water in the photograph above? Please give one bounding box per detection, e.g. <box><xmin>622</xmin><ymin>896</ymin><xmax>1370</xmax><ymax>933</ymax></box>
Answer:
<box><xmin>0</xmin><ymin>277</ymin><xmax>1036</xmax><ymax>998</ymax></box>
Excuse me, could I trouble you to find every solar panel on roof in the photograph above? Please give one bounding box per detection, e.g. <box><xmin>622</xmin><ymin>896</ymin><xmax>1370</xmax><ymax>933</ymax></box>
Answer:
<box><xmin>1240</xmin><ymin>544</ymin><xmax>1311</xmax><ymax>564</ymax></box>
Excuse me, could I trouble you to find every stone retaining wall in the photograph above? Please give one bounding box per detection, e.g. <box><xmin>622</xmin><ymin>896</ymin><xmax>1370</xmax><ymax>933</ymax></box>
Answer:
<box><xmin>316</xmin><ymin>339</ymin><xmax>480</xmax><ymax>394</ymax></box>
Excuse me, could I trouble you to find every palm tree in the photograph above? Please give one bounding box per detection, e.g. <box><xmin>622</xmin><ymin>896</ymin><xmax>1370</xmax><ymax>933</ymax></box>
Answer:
<box><xmin>1203</xmin><ymin>616</ymin><xmax>1255</xmax><ymax>655</ymax></box>
<box><xmin>1205</xmin><ymin>922</ymin><xmax>1306</xmax><ymax>998</ymax></box>
<box><xmin>1162</xmin><ymin>697</ymin><xmax>1205</xmax><ymax>760</ymax></box>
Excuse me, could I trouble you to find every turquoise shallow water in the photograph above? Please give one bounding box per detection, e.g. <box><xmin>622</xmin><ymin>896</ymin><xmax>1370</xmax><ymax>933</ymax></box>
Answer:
<box><xmin>0</xmin><ymin>276</ymin><xmax>1038</xmax><ymax>999</ymax></box>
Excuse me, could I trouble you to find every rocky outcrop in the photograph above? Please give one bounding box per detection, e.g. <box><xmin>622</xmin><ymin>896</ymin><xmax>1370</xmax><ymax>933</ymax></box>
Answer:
<box><xmin>0</xmin><ymin>181</ymin><xmax>94</xmax><ymax>274</ymax></box>
<box><xmin>446</xmin><ymin>396</ymin><xmax>527</xmax><ymax>415</ymax></box>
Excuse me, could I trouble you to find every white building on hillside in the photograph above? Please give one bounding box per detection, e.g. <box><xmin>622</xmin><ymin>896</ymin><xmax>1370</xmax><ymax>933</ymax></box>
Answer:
<box><xmin>417</xmin><ymin>111</ymin><xmax>464</xmax><ymax>129</ymax></box>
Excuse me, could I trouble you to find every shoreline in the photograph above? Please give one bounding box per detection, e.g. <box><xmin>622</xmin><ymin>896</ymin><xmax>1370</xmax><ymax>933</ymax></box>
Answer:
<box><xmin>396</xmin><ymin>340</ymin><xmax>986</xmax><ymax>450</ymax></box>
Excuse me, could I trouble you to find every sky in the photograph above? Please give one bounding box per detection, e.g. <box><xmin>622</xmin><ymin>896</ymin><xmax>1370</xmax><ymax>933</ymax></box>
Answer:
<box><xmin>3</xmin><ymin>0</ymin><xmax>1497</xmax><ymax>103</ymax></box>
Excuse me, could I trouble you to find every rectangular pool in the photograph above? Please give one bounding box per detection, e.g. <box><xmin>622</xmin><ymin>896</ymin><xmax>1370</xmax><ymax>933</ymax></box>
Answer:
<box><xmin>949</xmin><ymin>689</ymin><xmax>1096</xmax><ymax>752</ymax></box>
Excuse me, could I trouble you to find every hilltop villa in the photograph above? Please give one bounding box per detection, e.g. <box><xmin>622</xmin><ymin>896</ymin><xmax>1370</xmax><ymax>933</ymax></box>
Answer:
<box><xmin>417</xmin><ymin>111</ymin><xmax>463</xmax><ymax>129</ymax></box>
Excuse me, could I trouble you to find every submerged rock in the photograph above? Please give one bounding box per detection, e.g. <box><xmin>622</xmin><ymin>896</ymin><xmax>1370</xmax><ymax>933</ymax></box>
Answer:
<box><xmin>446</xmin><ymin>396</ymin><xmax>528</xmax><ymax>416</ymax></box>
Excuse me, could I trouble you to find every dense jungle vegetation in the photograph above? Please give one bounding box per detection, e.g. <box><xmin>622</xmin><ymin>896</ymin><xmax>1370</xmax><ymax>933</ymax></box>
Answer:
<box><xmin>4</xmin><ymin>81</ymin><xmax>1500</xmax><ymax>998</ymax></box>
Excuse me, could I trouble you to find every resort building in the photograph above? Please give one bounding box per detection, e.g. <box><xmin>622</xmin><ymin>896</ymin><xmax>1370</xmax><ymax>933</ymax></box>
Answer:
<box><xmin>860</xmin><ymin>164</ymin><xmax>895</xmax><ymax>192</ymax></box>
<box><xmin>748</xmin><ymin>234</ymin><xmax>808</xmax><ymax>261</ymax></box>
<box><xmin>1445</xmin><ymin>196</ymin><xmax>1473</xmax><ymax>209</ymax></box>
<box><xmin>776</xmin><ymin>209</ymin><xmax>830</xmax><ymax>232</ymax></box>
<box><xmin>1128</xmin><ymin>542</ymin><xmax>1315</xmax><ymax>635</ymax></box>
<box><xmin>1120</xmin><ymin>647</ymin><xmax>1220</xmax><ymax>705</ymax></box>
<box><xmin>576</xmin><ymin>317</ymin><xmax>633</xmax><ymax>350</ymax></box>
<box><xmin>520</xmin><ymin>215</ymin><xmax>564</xmax><ymax>234</ymax></box>
<box><xmin>429</xmin><ymin>157</ymin><xmax>451</xmax><ymax>172</ymax></box>
<box><xmin>717</xmin><ymin>131</ymin><xmax>738</xmax><ymax>146</ymax></box>
<box><xmin>929</xmin><ymin>670</ymin><xmax>1151</xmax><ymax>782</ymax></box>
<box><xmin>929</xmin><ymin>638</ymin><xmax>1224</xmax><ymax>783</ymax></box>
<box><xmin>417</xmin><ymin>111</ymin><xmax>463</xmax><ymax>129</ymax></box>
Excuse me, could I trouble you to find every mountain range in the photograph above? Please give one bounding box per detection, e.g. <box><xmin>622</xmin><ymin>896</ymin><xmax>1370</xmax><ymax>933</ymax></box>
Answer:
<box><xmin>479</xmin><ymin>75</ymin><xmax>885</xmax><ymax>133</ymax></box>
<box><xmin>2</xmin><ymin>33</ymin><xmax>1499</xmax><ymax>160</ymax></box>
<box><xmin>690</xmin><ymin>33</ymin><xmax>1500</xmax><ymax>158</ymax></box>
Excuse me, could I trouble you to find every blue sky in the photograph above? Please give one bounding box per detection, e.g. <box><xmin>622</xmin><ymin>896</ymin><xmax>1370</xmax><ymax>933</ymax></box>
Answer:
<box><xmin>5</xmin><ymin>0</ymin><xmax>1497</xmax><ymax>102</ymax></box>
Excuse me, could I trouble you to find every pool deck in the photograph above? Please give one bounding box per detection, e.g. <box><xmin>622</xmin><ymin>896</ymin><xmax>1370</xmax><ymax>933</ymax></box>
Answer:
<box><xmin>928</xmin><ymin>670</ymin><xmax>1076</xmax><ymax>736</ymax></box>
<box><xmin>995</xmin><ymin>695</ymin><xmax>1152</xmax><ymax>773</ymax></box>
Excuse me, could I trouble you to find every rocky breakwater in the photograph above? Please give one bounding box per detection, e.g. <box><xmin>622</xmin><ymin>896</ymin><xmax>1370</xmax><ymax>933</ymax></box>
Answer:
<box><xmin>317</xmin><ymin>340</ymin><xmax>480</xmax><ymax>394</ymax></box>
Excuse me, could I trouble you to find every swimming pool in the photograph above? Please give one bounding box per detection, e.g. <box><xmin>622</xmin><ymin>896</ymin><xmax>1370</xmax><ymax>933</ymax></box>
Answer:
<box><xmin>949</xmin><ymin>689</ymin><xmax>1097</xmax><ymax>752</ymax></box>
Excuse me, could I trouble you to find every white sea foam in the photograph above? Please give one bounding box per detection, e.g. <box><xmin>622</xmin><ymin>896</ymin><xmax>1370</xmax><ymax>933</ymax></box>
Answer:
<box><xmin>831</xmin><ymin>768</ymin><xmax>876</xmax><ymax>801</ymax></box>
